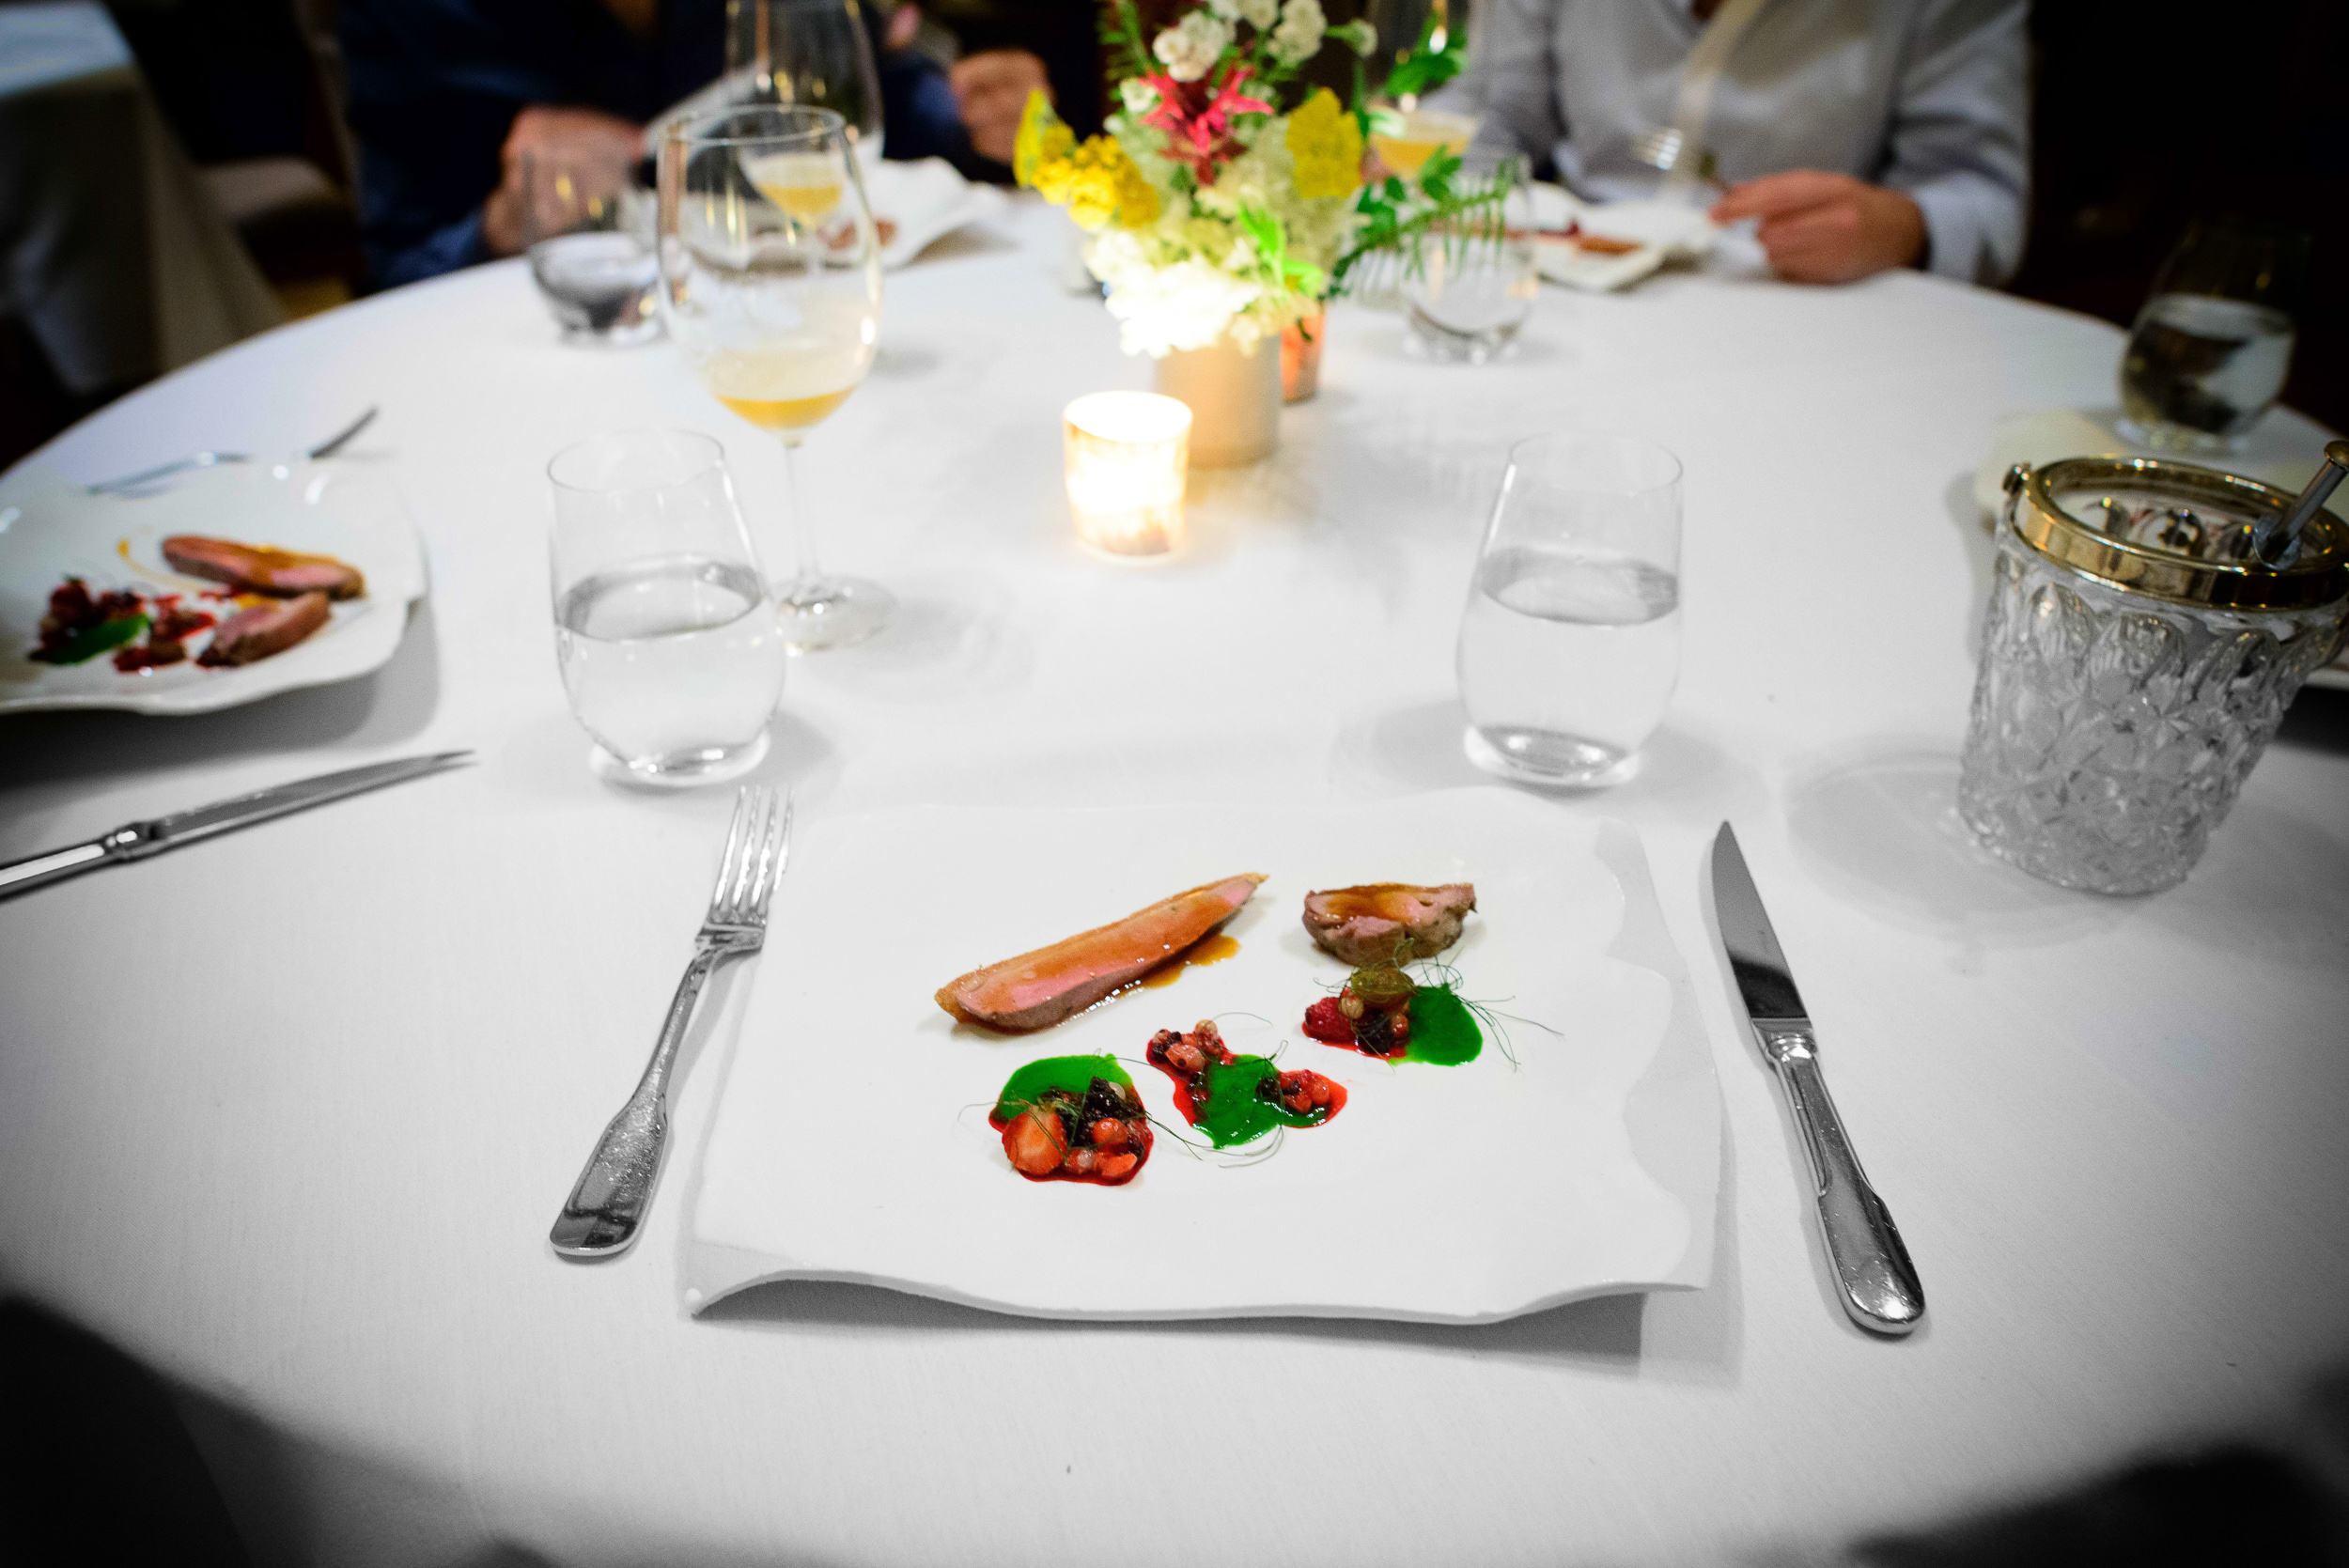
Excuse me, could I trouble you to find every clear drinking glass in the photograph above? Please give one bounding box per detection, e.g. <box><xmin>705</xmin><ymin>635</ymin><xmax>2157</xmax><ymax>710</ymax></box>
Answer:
<box><xmin>548</xmin><ymin>430</ymin><xmax>789</xmax><ymax>785</ymax></box>
<box><xmin>2118</xmin><ymin>218</ymin><xmax>2310</xmax><ymax>453</ymax></box>
<box><xmin>523</xmin><ymin>151</ymin><xmax>661</xmax><ymax>344</ymax></box>
<box><xmin>1456</xmin><ymin>433</ymin><xmax>1683</xmax><ymax>787</ymax></box>
<box><xmin>727</xmin><ymin>0</ymin><xmax>885</xmax><ymax>166</ymax></box>
<box><xmin>659</xmin><ymin>104</ymin><xmax>888</xmax><ymax>650</ymax></box>
<box><xmin>1404</xmin><ymin>222</ymin><xmax>1538</xmax><ymax>363</ymax></box>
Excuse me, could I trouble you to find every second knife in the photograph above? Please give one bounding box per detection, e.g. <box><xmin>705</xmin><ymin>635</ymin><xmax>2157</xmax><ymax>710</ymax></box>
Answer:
<box><xmin>1712</xmin><ymin>822</ymin><xmax>1925</xmax><ymax>1336</ymax></box>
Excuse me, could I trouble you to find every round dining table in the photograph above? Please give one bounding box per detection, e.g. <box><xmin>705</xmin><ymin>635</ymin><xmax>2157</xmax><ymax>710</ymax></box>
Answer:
<box><xmin>4</xmin><ymin>197</ymin><xmax>2346</xmax><ymax>1567</ymax></box>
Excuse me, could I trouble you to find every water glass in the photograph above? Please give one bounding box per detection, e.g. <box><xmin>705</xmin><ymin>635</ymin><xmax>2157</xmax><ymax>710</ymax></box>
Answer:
<box><xmin>523</xmin><ymin>152</ymin><xmax>660</xmax><ymax>344</ymax></box>
<box><xmin>2117</xmin><ymin>218</ymin><xmax>2309</xmax><ymax>453</ymax></box>
<box><xmin>548</xmin><ymin>431</ymin><xmax>789</xmax><ymax>785</ymax></box>
<box><xmin>1456</xmin><ymin>433</ymin><xmax>1683</xmax><ymax>787</ymax></box>
<box><xmin>1403</xmin><ymin>230</ymin><xmax>1539</xmax><ymax>363</ymax></box>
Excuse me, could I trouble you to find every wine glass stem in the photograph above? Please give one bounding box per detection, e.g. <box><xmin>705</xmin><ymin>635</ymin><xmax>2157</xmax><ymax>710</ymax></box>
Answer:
<box><xmin>779</xmin><ymin>433</ymin><xmax>822</xmax><ymax>590</ymax></box>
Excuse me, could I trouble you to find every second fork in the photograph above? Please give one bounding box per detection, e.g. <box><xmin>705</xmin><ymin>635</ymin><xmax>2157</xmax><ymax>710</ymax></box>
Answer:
<box><xmin>550</xmin><ymin>786</ymin><xmax>791</xmax><ymax>1259</ymax></box>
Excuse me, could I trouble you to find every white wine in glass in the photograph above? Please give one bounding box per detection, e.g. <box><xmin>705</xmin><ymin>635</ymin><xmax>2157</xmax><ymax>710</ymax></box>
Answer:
<box><xmin>727</xmin><ymin>0</ymin><xmax>885</xmax><ymax>167</ymax></box>
<box><xmin>659</xmin><ymin>104</ymin><xmax>887</xmax><ymax>650</ymax></box>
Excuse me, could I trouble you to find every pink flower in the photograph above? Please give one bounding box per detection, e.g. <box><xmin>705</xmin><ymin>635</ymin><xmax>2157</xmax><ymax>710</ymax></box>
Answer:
<box><xmin>1139</xmin><ymin>62</ymin><xmax>1273</xmax><ymax>183</ymax></box>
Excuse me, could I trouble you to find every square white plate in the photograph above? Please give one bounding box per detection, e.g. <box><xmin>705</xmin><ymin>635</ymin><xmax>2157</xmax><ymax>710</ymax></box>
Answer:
<box><xmin>683</xmin><ymin>789</ymin><xmax>1720</xmax><ymax>1324</ymax></box>
<box><xmin>0</xmin><ymin>461</ymin><xmax>427</xmax><ymax>715</ymax></box>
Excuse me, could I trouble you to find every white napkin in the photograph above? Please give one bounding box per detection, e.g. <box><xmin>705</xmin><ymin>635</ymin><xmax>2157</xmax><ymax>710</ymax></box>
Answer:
<box><xmin>858</xmin><ymin>157</ymin><xmax>1008</xmax><ymax>271</ymax></box>
<box><xmin>1510</xmin><ymin>184</ymin><xmax>1717</xmax><ymax>293</ymax></box>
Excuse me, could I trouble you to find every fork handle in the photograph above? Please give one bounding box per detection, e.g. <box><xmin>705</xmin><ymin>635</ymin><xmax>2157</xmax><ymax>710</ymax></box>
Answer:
<box><xmin>549</xmin><ymin>943</ymin><xmax>731</xmax><ymax>1258</ymax></box>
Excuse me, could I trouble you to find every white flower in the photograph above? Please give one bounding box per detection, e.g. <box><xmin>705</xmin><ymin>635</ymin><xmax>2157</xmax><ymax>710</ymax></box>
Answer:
<box><xmin>1206</xmin><ymin>0</ymin><xmax>1242</xmax><ymax>18</ymax></box>
<box><xmin>1270</xmin><ymin>0</ymin><xmax>1325</xmax><ymax>61</ymax></box>
<box><xmin>1237</xmin><ymin>0</ymin><xmax>1278</xmax><ymax>28</ymax></box>
<box><xmin>1086</xmin><ymin>234</ymin><xmax>1262</xmax><ymax>357</ymax></box>
<box><xmin>1152</xmin><ymin>10</ymin><xmax>1233</xmax><ymax>83</ymax></box>
<box><xmin>1118</xmin><ymin>77</ymin><xmax>1159</xmax><ymax>115</ymax></box>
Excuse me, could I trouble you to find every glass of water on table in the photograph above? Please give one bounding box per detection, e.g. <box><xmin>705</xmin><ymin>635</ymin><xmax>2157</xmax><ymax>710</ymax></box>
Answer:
<box><xmin>2119</xmin><ymin>218</ymin><xmax>2308</xmax><ymax>453</ymax></box>
<box><xmin>1455</xmin><ymin>433</ymin><xmax>1682</xmax><ymax>788</ymax></box>
<box><xmin>523</xmin><ymin>151</ymin><xmax>661</xmax><ymax>345</ymax></box>
<box><xmin>548</xmin><ymin>430</ymin><xmax>789</xmax><ymax>785</ymax></box>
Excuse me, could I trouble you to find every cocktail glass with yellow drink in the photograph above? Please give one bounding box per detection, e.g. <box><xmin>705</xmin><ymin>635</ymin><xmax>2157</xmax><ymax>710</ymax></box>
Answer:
<box><xmin>660</xmin><ymin>105</ymin><xmax>888</xmax><ymax>651</ymax></box>
<box><xmin>1368</xmin><ymin>108</ymin><xmax>1480</xmax><ymax>179</ymax></box>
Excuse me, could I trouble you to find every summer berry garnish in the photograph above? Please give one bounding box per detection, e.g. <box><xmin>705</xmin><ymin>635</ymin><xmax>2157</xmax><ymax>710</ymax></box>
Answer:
<box><xmin>1302</xmin><ymin>995</ymin><xmax>1355</xmax><ymax>1043</ymax></box>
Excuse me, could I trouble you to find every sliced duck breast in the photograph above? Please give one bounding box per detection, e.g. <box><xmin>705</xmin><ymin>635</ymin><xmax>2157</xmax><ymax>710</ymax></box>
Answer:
<box><xmin>937</xmin><ymin>874</ymin><xmax>1266</xmax><ymax>1032</ymax></box>
<box><xmin>163</xmin><ymin>536</ymin><xmax>366</xmax><ymax>600</ymax></box>
<box><xmin>198</xmin><ymin>591</ymin><xmax>332</xmax><ymax>665</ymax></box>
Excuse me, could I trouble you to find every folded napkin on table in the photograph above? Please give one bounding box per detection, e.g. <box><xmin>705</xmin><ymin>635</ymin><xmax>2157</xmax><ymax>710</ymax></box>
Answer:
<box><xmin>859</xmin><ymin>157</ymin><xmax>1008</xmax><ymax>272</ymax></box>
<box><xmin>1511</xmin><ymin>184</ymin><xmax>1718</xmax><ymax>293</ymax></box>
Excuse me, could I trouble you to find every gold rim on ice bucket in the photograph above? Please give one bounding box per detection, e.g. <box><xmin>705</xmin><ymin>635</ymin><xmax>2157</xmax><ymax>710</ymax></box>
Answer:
<box><xmin>2002</xmin><ymin>455</ymin><xmax>2349</xmax><ymax>613</ymax></box>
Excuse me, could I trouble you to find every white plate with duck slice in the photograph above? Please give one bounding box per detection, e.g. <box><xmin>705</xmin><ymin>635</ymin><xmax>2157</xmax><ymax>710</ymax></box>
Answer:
<box><xmin>0</xmin><ymin>460</ymin><xmax>427</xmax><ymax>715</ymax></box>
<box><xmin>682</xmin><ymin>789</ymin><xmax>1721</xmax><ymax>1325</ymax></box>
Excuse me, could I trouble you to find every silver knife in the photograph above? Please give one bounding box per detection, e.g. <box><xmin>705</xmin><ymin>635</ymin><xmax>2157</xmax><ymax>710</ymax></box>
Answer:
<box><xmin>1711</xmin><ymin>822</ymin><xmax>1925</xmax><ymax>1336</ymax></box>
<box><xmin>0</xmin><ymin>751</ymin><xmax>472</xmax><ymax>902</ymax></box>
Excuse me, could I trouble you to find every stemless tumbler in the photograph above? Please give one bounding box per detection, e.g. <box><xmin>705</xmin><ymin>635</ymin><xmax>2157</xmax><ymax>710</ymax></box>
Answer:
<box><xmin>549</xmin><ymin>430</ymin><xmax>789</xmax><ymax>785</ymax></box>
<box><xmin>523</xmin><ymin>152</ymin><xmax>661</xmax><ymax>344</ymax></box>
<box><xmin>2118</xmin><ymin>218</ymin><xmax>2309</xmax><ymax>453</ymax></box>
<box><xmin>1456</xmin><ymin>433</ymin><xmax>1683</xmax><ymax>787</ymax></box>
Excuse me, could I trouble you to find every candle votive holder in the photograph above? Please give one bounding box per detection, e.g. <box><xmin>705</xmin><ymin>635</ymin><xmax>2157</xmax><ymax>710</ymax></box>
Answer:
<box><xmin>1064</xmin><ymin>392</ymin><xmax>1190</xmax><ymax>562</ymax></box>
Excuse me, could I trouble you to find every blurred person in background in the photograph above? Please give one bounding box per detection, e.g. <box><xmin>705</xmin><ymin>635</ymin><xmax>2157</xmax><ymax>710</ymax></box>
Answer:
<box><xmin>1438</xmin><ymin>0</ymin><xmax>2028</xmax><ymax>286</ymax></box>
<box><xmin>339</xmin><ymin>0</ymin><xmax>1052</xmax><ymax>288</ymax></box>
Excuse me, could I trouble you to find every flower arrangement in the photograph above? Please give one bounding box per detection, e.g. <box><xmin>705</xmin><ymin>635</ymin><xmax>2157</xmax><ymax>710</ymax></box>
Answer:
<box><xmin>1015</xmin><ymin>0</ymin><xmax>1389</xmax><ymax>359</ymax></box>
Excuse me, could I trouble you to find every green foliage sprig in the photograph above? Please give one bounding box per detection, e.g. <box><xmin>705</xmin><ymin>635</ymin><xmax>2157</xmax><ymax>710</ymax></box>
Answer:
<box><xmin>1330</xmin><ymin>150</ymin><xmax>1517</xmax><ymax>295</ymax></box>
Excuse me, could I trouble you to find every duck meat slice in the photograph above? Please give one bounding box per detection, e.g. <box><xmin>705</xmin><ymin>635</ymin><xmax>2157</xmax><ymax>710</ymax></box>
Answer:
<box><xmin>936</xmin><ymin>874</ymin><xmax>1267</xmax><ymax>1032</ymax></box>
<box><xmin>198</xmin><ymin>591</ymin><xmax>332</xmax><ymax>666</ymax></box>
<box><xmin>1301</xmin><ymin>882</ymin><xmax>1477</xmax><ymax>965</ymax></box>
<box><xmin>163</xmin><ymin>536</ymin><xmax>366</xmax><ymax>599</ymax></box>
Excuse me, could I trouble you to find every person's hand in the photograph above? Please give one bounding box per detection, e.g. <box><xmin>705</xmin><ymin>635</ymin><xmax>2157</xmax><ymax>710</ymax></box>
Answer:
<box><xmin>949</xmin><ymin>50</ymin><xmax>1050</xmax><ymax>166</ymax></box>
<box><xmin>1709</xmin><ymin>171</ymin><xmax>1926</xmax><ymax>286</ymax></box>
<box><xmin>482</xmin><ymin>106</ymin><xmax>645</xmax><ymax>256</ymax></box>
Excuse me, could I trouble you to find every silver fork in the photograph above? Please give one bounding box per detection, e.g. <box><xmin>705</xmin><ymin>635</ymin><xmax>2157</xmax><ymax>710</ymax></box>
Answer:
<box><xmin>87</xmin><ymin>406</ymin><xmax>381</xmax><ymax>496</ymax></box>
<box><xmin>1629</xmin><ymin>127</ymin><xmax>1719</xmax><ymax>188</ymax></box>
<box><xmin>550</xmin><ymin>786</ymin><xmax>792</xmax><ymax>1259</ymax></box>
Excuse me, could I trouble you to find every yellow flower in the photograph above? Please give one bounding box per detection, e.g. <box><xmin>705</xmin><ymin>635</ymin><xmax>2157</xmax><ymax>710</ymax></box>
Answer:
<box><xmin>1034</xmin><ymin>134</ymin><xmax>1160</xmax><ymax>232</ymax></box>
<box><xmin>1014</xmin><ymin>90</ymin><xmax>1074</xmax><ymax>188</ymax></box>
<box><xmin>1283</xmin><ymin>88</ymin><xmax>1362</xmax><ymax>201</ymax></box>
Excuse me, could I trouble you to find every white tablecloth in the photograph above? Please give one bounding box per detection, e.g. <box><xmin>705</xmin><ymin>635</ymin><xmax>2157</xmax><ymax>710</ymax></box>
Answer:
<box><xmin>3</xmin><ymin>200</ymin><xmax>2346</xmax><ymax>1567</ymax></box>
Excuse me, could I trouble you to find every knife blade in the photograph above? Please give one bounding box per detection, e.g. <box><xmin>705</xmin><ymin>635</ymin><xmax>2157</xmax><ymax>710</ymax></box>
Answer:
<box><xmin>1712</xmin><ymin>822</ymin><xmax>1925</xmax><ymax>1336</ymax></box>
<box><xmin>0</xmin><ymin>751</ymin><xmax>472</xmax><ymax>902</ymax></box>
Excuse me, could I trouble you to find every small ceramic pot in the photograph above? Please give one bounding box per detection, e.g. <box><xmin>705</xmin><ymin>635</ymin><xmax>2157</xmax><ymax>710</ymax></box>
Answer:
<box><xmin>1282</xmin><ymin>310</ymin><xmax>1324</xmax><ymax>404</ymax></box>
<box><xmin>1153</xmin><ymin>332</ymin><xmax>1280</xmax><ymax>467</ymax></box>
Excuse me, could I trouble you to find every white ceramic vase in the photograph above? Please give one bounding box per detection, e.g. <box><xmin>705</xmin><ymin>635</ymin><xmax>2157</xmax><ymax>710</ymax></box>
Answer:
<box><xmin>1153</xmin><ymin>332</ymin><xmax>1280</xmax><ymax>468</ymax></box>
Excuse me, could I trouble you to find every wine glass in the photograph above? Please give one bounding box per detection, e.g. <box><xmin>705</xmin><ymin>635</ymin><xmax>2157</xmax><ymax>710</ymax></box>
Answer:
<box><xmin>659</xmin><ymin>104</ymin><xmax>888</xmax><ymax>650</ymax></box>
<box><xmin>727</xmin><ymin>0</ymin><xmax>885</xmax><ymax>168</ymax></box>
